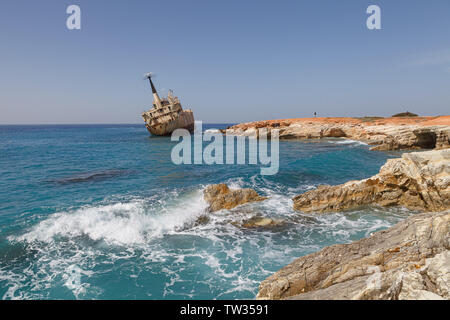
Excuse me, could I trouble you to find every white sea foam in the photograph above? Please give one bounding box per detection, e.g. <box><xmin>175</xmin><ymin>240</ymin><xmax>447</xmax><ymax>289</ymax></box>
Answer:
<box><xmin>204</xmin><ymin>129</ymin><xmax>221</xmax><ymax>134</ymax></box>
<box><xmin>3</xmin><ymin>183</ymin><xmax>413</xmax><ymax>299</ymax></box>
<box><xmin>328</xmin><ymin>139</ymin><xmax>368</xmax><ymax>146</ymax></box>
<box><xmin>227</xmin><ymin>177</ymin><xmax>246</xmax><ymax>190</ymax></box>
<box><xmin>0</xmin><ymin>268</ymin><xmax>28</xmax><ymax>300</ymax></box>
<box><xmin>13</xmin><ymin>190</ymin><xmax>208</xmax><ymax>246</ymax></box>
<box><xmin>62</xmin><ymin>265</ymin><xmax>93</xmax><ymax>298</ymax></box>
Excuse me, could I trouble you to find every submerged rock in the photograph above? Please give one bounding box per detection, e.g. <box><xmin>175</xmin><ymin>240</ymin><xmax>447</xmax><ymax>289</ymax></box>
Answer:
<box><xmin>203</xmin><ymin>184</ymin><xmax>268</xmax><ymax>212</ymax></box>
<box><xmin>54</xmin><ymin>169</ymin><xmax>131</xmax><ymax>184</ymax></box>
<box><xmin>257</xmin><ymin>211</ymin><xmax>450</xmax><ymax>300</ymax></box>
<box><xmin>239</xmin><ymin>216</ymin><xmax>284</xmax><ymax>229</ymax></box>
<box><xmin>293</xmin><ymin>149</ymin><xmax>450</xmax><ymax>213</ymax></box>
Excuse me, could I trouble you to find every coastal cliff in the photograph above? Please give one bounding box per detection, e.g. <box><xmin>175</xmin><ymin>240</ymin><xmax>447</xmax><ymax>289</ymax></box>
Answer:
<box><xmin>225</xmin><ymin>116</ymin><xmax>450</xmax><ymax>151</ymax></box>
<box><xmin>256</xmin><ymin>147</ymin><xmax>450</xmax><ymax>300</ymax></box>
<box><xmin>257</xmin><ymin>211</ymin><xmax>449</xmax><ymax>300</ymax></box>
<box><xmin>219</xmin><ymin>117</ymin><xmax>450</xmax><ymax>299</ymax></box>
<box><xmin>293</xmin><ymin>149</ymin><xmax>450</xmax><ymax>213</ymax></box>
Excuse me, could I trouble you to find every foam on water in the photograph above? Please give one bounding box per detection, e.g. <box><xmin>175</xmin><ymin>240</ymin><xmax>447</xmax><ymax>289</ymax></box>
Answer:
<box><xmin>328</xmin><ymin>139</ymin><xmax>369</xmax><ymax>146</ymax></box>
<box><xmin>1</xmin><ymin>184</ymin><xmax>413</xmax><ymax>299</ymax></box>
<box><xmin>204</xmin><ymin>129</ymin><xmax>222</xmax><ymax>134</ymax></box>
<box><xmin>13</xmin><ymin>190</ymin><xmax>208</xmax><ymax>246</ymax></box>
<box><xmin>0</xmin><ymin>125</ymin><xmax>413</xmax><ymax>299</ymax></box>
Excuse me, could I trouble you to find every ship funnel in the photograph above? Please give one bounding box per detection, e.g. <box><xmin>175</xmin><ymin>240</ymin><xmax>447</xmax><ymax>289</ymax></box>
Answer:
<box><xmin>144</xmin><ymin>72</ymin><xmax>162</xmax><ymax>108</ymax></box>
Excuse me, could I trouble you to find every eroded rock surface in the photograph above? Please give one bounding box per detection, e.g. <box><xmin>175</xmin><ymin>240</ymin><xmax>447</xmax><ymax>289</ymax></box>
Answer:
<box><xmin>203</xmin><ymin>184</ymin><xmax>267</xmax><ymax>212</ymax></box>
<box><xmin>292</xmin><ymin>149</ymin><xmax>450</xmax><ymax>213</ymax></box>
<box><xmin>257</xmin><ymin>211</ymin><xmax>450</xmax><ymax>300</ymax></box>
<box><xmin>225</xmin><ymin>116</ymin><xmax>450</xmax><ymax>151</ymax></box>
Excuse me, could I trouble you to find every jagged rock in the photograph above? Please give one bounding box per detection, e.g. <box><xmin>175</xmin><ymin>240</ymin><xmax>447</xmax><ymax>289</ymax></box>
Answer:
<box><xmin>225</xmin><ymin>116</ymin><xmax>450</xmax><ymax>151</ymax></box>
<box><xmin>203</xmin><ymin>184</ymin><xmax>267</xmax><ymax>212</ymax></box>
<box><xmin>257</xmin><ymin>211</ymin><xmax>450</xmax><ymax>300</ymax></box>
<box><xmin>292</xmin><ymin>149</ymin><xmax>450</xmax><ymax>213</ymax></box>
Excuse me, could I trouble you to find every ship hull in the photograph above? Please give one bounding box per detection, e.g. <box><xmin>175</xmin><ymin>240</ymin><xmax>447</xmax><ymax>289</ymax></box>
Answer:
<box><xmin>145</xmin><ymin>110</ymin><xmax>195</xmax><ymax>136</ymax></box>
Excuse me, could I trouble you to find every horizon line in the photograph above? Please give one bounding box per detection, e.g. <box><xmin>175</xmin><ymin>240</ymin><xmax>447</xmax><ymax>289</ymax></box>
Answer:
<box><xmin>0</xmin><ymin>122</ymin><xmax>238</xmax><ymax>126</ymax></box>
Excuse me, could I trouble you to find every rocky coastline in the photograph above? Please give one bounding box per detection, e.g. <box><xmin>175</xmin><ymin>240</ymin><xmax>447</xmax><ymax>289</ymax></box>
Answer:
<box><xmin>224</xmin><ymin>116</ymin><xmax>450</xmax><ymax>151</ymax></box>
<box><xmin>211</xmin><ymin>116</ymin><xmax>450</xmax><ymax>299</ymax></box>
<box><xmin>257</xmin><ymin>211</ymin><xmax>449</xmax><ymax>300</ymax></box>
<box><xmin>293</xmin><ymin>149</ymin><xmax>449</xmax><ymax>213</ymax></box>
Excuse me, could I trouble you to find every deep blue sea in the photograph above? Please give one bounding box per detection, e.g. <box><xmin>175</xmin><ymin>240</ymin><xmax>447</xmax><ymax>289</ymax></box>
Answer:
<box><xmin>0</xmin><ymin>124</ymin><xmax>414</xmax><ymax>299</ymax></box>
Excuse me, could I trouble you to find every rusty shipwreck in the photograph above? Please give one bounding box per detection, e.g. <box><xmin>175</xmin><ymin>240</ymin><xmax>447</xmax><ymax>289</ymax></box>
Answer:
<box><xmin>141</xmin><ymin>73</ymin><xmax>195</xmax><ymax>136</ymax></box>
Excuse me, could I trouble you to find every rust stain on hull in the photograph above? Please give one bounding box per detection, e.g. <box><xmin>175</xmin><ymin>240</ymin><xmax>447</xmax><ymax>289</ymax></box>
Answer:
<box><xmin>145</xmin><ymin>111</ymin><xmax>195</xmax><ymax>136</ymax></box>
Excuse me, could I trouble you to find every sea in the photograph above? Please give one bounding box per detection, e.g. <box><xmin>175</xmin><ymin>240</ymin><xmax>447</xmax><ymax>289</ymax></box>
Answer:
<box><xmin>0</xmin><ymin>124</ymin><xmax>415</xmax><ymax>299</ymax></box>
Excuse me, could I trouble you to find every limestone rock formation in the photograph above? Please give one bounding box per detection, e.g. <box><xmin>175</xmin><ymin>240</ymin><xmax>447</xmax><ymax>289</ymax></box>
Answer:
<box><xmin>257</xmin><ymin>211</ymin><xmax>450</xmax><ymax>300</ymax></box>
<box><xmin>292</xmin><ymin>149</ymin><xmax>450</xmax><ymax>213</ymax></box>
<box><xmin>203</xmin><ymin>184</ymin><xmax>267</xmax><ymax>212</ymax></box>
<box><xmin>225</xmin><ymin>116</ymin><xmax>450</xmax><ymax>151</ymax></box>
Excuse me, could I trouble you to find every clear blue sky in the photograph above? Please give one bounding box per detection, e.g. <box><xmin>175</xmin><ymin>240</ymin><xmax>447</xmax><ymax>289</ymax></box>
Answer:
<box><xmin>1</xmin><ymin>0</ymin><xmax>449</xmax><ymax>124</ymax></box>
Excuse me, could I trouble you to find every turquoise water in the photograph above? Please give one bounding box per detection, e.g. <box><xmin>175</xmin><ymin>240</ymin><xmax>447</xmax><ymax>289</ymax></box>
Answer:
<box><xmin>0</xmin><ymin>124</ymin><xmax>413</xmax><ymax>299</ymax></box>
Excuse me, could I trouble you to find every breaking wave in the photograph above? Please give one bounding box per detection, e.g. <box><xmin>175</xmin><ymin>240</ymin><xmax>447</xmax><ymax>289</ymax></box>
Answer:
<box><xmin>2</xmin><ymin>181</ymin><xmax>412</xmax><ymax>300</ymax></box>
<box><xmin>1</xmin><ymin>124</ymin><xmax>413</xmax><ymax>300</ymax></box>
<box><xmin>13</xmin><ymin>190</ymin><xmax>208</xmax><ymax>246</ymax></box>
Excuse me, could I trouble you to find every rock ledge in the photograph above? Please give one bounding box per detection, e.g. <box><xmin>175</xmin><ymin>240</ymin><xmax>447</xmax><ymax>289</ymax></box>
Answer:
<box><xmin>293</xmin><ymin>149</ymin><xmax>450</xmax><ymax>213</ymax></box>
<box><xmin>257</xmin><ymin>211</ymin><xmax>450</xmax><ymax>300</ymax></box>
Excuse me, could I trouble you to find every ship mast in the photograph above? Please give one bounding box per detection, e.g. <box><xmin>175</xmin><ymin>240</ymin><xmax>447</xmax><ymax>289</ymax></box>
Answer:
<box><xmin>144</xmin><ymin>73</ymin><xmax>162</xmax><ymax>108</ymax></box>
